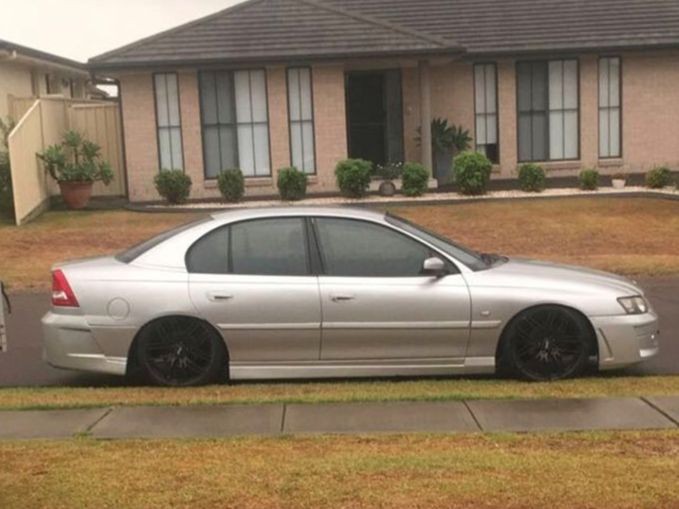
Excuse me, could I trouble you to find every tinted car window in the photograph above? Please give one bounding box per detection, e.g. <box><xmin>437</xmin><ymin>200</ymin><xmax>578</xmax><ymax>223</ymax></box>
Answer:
<box><xmin>231</xmin><ymin>218</ymin><xmax>309</xmax><ymax>276</ymax></box>
<box><xmin>186</xmin><ymin>226</ymin><xmax>230</xmax><ymax>274</ymax></box>
<box><xmin>314</xmin><ymin>218</ymin><xmax>433</xmax><ymax>277</ymax></box>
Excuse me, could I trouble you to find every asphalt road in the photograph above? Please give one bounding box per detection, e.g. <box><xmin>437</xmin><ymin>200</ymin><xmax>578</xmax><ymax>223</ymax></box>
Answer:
<box><xmin>1</xmin><ymin>277</ymin><xmax>677</xmax><ymax>387</ymax></box>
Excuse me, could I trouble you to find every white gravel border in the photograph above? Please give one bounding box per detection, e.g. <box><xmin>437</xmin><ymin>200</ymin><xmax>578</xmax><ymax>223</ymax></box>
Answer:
<box><xmin>146</xmin><ymin>185</ymin><xmax>678</xmax><ymax>210</ymax></box>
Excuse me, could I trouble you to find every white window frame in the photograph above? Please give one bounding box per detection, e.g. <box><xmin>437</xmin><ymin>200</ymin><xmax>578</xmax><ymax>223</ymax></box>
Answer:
<box><xmin>287</xmin><ymin>67</ymin><xmax>316</xmax><ymax>174</ymax></box>
<box><xmin>599</xmin><ymin>57</ymin><xmax>622</xmax><ymax>158</ymax></box>
<box><xmin>153</xmin><ymin>72</ymin><xmax>184</xmax><ymax>171</ymax></box>
<box><xmin>474</xmin><ymin>63</ymin><xmax>499</xmax><ymax>163</ymax></box>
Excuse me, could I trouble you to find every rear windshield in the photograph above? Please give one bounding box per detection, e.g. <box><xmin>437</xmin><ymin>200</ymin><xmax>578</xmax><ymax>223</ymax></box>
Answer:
<box><xmin>116</xmin><ymin>218</ymin><xmax>211</xmax><ymax>263</ymax></box>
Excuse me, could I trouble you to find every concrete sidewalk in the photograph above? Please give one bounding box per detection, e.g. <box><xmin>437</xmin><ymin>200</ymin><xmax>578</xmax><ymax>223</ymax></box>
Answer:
<box><xmin>1</xmin><ymin>396</ymin><xmax>678</xmax><ymax>440</ymax></box>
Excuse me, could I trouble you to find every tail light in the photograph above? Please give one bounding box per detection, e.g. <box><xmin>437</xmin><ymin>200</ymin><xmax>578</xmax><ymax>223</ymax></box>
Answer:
<box><xmin>52</xmin><ymin>270</ymin><xmax>79</xmax><ymax>307</ymax></box>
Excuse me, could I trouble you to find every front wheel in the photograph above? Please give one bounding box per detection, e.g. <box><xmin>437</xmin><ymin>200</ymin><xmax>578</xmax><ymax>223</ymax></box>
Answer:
<box><xmin>136</xmin><ymin>316</ymin><xmax>227</xmax><ymax>386</ymax></box>
<box><xmin>501</xmin><ymin>306</ymin><xmax>595</xmax><ymax>381</ymax></box>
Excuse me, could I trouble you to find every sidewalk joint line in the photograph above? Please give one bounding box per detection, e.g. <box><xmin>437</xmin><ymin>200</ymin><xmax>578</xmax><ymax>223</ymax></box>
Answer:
<box><xmin>280</xmin><ymin>404</ymin><xmax>287</xmax><ymax>434</ymax></box>
<box><xmin>640</xmin><ymin>397</ymin><xmax>679</xmax><ymax>427</ymax></box>
<box><xmin>462</xmin><ymin>400</ymin><xmax>483</xmax><ymax>432</ymax></box>
<box><xmin>84</xmin><ymin>407</ymin><xmax>114</xmax><ymax>433</ymax></box>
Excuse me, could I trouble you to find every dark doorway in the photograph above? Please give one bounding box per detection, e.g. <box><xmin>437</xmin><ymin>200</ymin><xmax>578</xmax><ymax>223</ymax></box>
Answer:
<box><xmin>345</xmin><ymin>70</ymin><xmax>404</xmax><ymax>167</ymax></box>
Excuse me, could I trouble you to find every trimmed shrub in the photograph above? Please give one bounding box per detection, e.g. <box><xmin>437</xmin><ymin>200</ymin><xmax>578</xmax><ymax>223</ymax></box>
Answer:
<box><xmin>645</xmin><ymin>166</ymin><xmax>673</xmax><ymax>189</ymax></box>
<box><xmin>401</xmin><ymin>162</ymin><xmax>429</xmax><ymax>197</ymax></box>
<box><xmin>579</xmin><ymin>168</ymin><xmax>600</xmax><ymax>191</ymax></box>
<box><xmin>335</xmin><ymin>158</ymin><xmax>372</xmax><ymax>198</ymax></box>
<box><xmin>453</xmin><ymin>151</ymin><xmax>492</xmax><ymax>195</ymax></box>
<box><xmin>154</xmin><ymin>169</ymin><xmax>192</xmax><ymax>204</ymax></box>
<box><xmin>277</xmin><ymin>166</ymin><xmax>308</xmax><ymax>201</ymax></box>
<box><xmin>518</xmin><ymin>163</ymin><xmax>546</xmax><ymax>192</ymax></box>
<box><xmin>218</xmin><ymin>168</ymin><xmax>245</xmax><ymax>202</ymax></box>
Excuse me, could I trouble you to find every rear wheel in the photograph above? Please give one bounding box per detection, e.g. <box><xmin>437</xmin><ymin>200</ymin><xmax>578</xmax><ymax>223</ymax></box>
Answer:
<box><xmin>136</xmin><ymin>316</ymin><xmax>226</xmax><ymax>387</ymax></box>
<box><xmin>502</xmin><ymin>306</ymin><xmax>594</xmax><ymax>381</ymax></box>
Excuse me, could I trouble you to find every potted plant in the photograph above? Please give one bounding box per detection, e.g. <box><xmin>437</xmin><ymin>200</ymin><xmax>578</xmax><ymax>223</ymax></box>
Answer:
<box><xmin>38</xmin><ymin>130</ymin><xmax>113</xmax><ymax>209</ymax></box>
<box><xmin>374</xmin><ymin>162</ymin><xmax>403</xmax><ymax>196</ymax></box>
<box><xmin>611</xmin><ymin>172</ymin><xmax>627</xmax><ymax>189</ymax></box>
<box><xmin>417</xmin><ymin>119</ymin><xmax>471</xmax><ymax>183</ymax></box>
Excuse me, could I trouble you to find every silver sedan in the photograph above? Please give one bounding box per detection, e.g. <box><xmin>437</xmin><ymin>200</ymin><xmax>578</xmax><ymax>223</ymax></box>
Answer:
<box><xmin>43</xmin><ymin>207</ymin><xmax>659</xmax><ymax>386</ymax></box>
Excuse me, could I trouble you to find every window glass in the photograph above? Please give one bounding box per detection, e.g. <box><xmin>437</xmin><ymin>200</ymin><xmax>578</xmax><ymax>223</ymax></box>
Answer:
<box><xmin>199</xmin><ymin>69</ymin><xmax>270</xmax><ymax>178</ymax></box>
<box><xmin>231</xmin><ymin>218</ymin><xmax>308</xmax><ymax>276</ymax></box>
<box><xmin>599</xmin><ymin>57</ymin><xmax>621</xmax><ymax>158</ymax></box>
<box><xmin>287</xmin><ymin>67</ymin><xmax>316</xmax><ymax>173</ymax></box>
<box><xmin>186</xmin><ymin>226</ymin><xmax>230</xmax><ymax>274</ymax></box>
<box><xmin>315</xmin><ymin>218</ymin><xmax>433</xmax><ymax>277</ymax></box>
<box><xmin>154</xmin><ymin>73</ymin><xmax>183</xmax><ymax>170</ymax></box>
<box><xmin>517</xmin><ymin>60</ymin><xmax>578</xmax><ymax>162</ymax></box>
<box><xmin>474</xmin><ymin>63</ymin><xmax>499</xmax><ymax>163</ymax></box>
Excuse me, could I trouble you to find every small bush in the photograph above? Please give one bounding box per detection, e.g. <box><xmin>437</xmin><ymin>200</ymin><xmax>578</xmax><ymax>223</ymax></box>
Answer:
<box><xmin>154</xmin><ymin>169</ymin><xmax>192</xmax><ymax>204</ymax></box>
<box><xmin>0</xmin><ymin>154</ymin><xmax>13</xmax><ymax>217</ymax></box>
<box><xmin>375</xmin><ymin>162</ymin><xmax>403</xmax><ymax>181</ymax></box>
<box><xmin>335</xmin><ymin>159</ymin><xmax>372</xmax><ymax>198</ymax></box>
<box><xmin>453</xmin><ymin>151</ymin><xmax>492</xmax><ymax>195</ymax></box>
<box><xmin>579</xmin><ymin>168</ymin><xmax>600</xmax><ymax>191</ymax></box>
<box><xmin>277</xmin><ymin>166</ymin><xmax>308</xmax><ymax>201</ymax></box>
<box><xmin>518</xmin><ymin>163</ymin><xmax>546</xmax><ymax>192</ymax></box>
<box><xmin>645</xmin><ymin>166</ymin><xmax>673</xmax><ymax>189</ymax></box>
<box><xmin>217</xmin><ymin>169</ymin><xmax>244</xmax><ymax>202</ymax></box>
<box><xmin>401</xmin><ymin>163</ymin><xmax>429</xmax><ymax>197</ymax></box>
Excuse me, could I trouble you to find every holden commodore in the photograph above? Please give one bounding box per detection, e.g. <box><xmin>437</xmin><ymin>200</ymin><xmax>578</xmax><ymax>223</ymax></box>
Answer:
<box><xmin>43</xmin><ymin>207</ymin><xmax>659</xmax><ymax>386</ymax></box>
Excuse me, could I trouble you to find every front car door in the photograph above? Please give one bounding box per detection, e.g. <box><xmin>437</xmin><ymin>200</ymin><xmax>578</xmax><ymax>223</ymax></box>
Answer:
<box><xmin>312</xmin><ymin>217</ymin><xmax>471</xmax><ymax>361</ymax></box>
<box><xmin>188</xmin><ymin>217</ymin><xmax>321</xmax><ymax>366</ymax></box>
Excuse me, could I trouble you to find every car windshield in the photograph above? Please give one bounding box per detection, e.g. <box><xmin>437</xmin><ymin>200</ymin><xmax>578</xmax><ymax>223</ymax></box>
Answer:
<box><xmin>116</xmin><ymin>217</ymin><xmax>211</xmax><ymax>263</ymax></box>
<box><xmin>385</xmin><ymin>213</ymin><xmax>492</xmax><ymax>271</ymax></box>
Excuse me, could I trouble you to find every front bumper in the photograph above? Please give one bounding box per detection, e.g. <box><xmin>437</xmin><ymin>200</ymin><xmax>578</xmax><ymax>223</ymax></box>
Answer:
<box><xmin>42</xmin><ymin>312</ymin><xmax>127</xmax><ymax>376</ymax></box>
<box><xmin>590</xmin><ymin>311</ymin><xmax>660</xmax><ymax>369</ymax></box>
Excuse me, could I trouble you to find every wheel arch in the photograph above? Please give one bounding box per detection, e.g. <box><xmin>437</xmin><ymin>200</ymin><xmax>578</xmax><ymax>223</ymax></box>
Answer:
<box><xmin>494</xmin><ymin>303</ymin><xmax>599</xmax><ymax>370</ymax></box>
<box><xmin>125</xmin><ymin>313</ymin><xmax>230</xmax><ymax>379</ymax></box>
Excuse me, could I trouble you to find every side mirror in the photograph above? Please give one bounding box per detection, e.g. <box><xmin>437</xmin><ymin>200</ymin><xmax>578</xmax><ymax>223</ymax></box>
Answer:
<box><xmin>422</xmin><ymin>257</ymin><xmax>448</xmax><ymax>278</ymax></box>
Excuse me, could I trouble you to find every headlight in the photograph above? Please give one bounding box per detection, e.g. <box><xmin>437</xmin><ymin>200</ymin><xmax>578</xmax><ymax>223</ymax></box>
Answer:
<box><xmin>617</xmin><ymin>296</ymin><xmax>648</xmax><ymax>315</ymax></box>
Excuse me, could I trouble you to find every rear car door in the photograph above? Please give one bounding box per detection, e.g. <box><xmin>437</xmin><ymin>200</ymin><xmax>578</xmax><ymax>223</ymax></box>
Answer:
<box><xmin>313</xmin><ymin>217</ymin><xmax>471</xmax><ymax>360</ymax></box>
<box><xmin>188</xmin><ymin>217</ymin><xmax>321</xmax><ymax>362</ymax></box>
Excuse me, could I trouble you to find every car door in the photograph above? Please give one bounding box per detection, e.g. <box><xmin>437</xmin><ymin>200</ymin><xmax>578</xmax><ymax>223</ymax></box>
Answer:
<box><xmin>313</xmin><ymin>217</ymin><xmax>471</xmax><ymax>360</ymax></box>
<box><xmin>188</xmin><ymin>217</ymin><xmax>321</xmax><ymax>362</ymax></box>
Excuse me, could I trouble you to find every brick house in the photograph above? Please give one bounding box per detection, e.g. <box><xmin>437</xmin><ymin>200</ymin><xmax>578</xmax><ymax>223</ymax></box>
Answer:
<box><xmin>89</xmin><ymin>0</ymin><xmax>679</xmax><ymax>202</ymax></box>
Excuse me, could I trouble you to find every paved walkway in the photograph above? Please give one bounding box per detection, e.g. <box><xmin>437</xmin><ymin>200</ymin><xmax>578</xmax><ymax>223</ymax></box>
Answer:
<box><xmin>1</xmin><ymin>396</ymin><xmax>678</xmax><ymax>440</ymax></box>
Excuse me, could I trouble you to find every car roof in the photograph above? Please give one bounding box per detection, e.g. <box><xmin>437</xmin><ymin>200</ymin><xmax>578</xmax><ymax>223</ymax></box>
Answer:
<box><xmin>210</xmin><ymin>206</ymin><xmax>387</xmax><ymax>223</ymax></box>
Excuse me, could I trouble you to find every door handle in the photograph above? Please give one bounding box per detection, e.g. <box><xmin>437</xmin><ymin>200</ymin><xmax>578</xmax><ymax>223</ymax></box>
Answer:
<box><xmin>208</xmin><ymin>292</ymin><xmax>234</xmax><ymax>302</ymax></box>
<box><xmin>331</xmin><ymin>294</ymin><xmax>355</xmax><ymax>302</ymax></box>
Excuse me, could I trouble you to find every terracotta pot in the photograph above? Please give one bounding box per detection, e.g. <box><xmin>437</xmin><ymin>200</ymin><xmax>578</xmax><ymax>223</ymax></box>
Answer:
<box><xmin>58</xmin><ymin>181</ymin><xmax>93</xmax><ymax>210</ymax></box>
<box><xmin>378</xmin><ymin>180</ymin><xmax>396</xmax><ymax>197</ymax></box>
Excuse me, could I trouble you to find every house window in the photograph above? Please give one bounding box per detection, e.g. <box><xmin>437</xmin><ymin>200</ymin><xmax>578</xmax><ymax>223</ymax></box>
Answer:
<box><xmin>474</xmin><ymin>63</ymin><xmax>498</xmax><ymax>163</ymax></box>
<box><xmin>287</xmin><ymin>67</ymin><xmax>316</xmax><ymax>173</ymax></box>
<box><xmin>599</xmin><ymin>57</ymin><xmax>621</xmax><ymax>158</ymax></box>
<box><xmin>517</xmin><ymin>59</ymin><xmax>579</xmax><ymax>162</ymax></box>
<box><xmin>199</xmin><ymin>69</ymin><xmax>270</xmax><ymax>178</ymax></box>
<box><xmin>153</xmin><ymin>73</ymin><xmax>184</xmax><ymax>171</ymax></box>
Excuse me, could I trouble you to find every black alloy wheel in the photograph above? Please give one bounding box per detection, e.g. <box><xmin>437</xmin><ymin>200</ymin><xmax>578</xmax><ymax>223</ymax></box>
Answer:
<box><xmin>137</xmin><ymin>316</ymin><xmax>226</xmax><ymax>386</ymax></box>
<box><xmin>503</xmin><ymin>305</ymin><xmax>594</xmax><ymax>381</ymax></box>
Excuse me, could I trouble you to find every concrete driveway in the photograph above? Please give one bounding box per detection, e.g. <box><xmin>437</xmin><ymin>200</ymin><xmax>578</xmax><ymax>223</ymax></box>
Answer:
<box><xmin>1</xmin><ymin>277</ymin><xmax>677</xmax><ymax>387</ymax></box>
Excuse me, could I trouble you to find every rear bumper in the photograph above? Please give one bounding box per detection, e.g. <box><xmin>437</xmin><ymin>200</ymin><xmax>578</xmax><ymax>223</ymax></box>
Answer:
<box><xmin>42</xmin><ymin>312</ymin><xmax>127</xmax><ymax>376</ymax></box>
<box><xmin>591</xmin><ymin>311</ymin><xmax>660</xmax><ymax>369</ymax></box>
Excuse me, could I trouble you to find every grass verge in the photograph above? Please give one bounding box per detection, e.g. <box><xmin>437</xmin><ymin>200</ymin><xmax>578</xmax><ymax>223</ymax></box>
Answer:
<box><xmin>1</xmin><ymin>430</ymin><xmax>678</xmax><ymax>508</ymax></box>
<box><xmin>1</xmin><ymin>375</ymin><xmax>678</xmax><ymax>411</ymax></box>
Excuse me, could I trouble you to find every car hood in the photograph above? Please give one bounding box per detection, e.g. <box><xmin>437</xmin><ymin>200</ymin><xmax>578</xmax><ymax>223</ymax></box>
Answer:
<box><xmin>485</xmin><ymin>257</ymin><xmax>643</xmax><ymax>296</ymax></box>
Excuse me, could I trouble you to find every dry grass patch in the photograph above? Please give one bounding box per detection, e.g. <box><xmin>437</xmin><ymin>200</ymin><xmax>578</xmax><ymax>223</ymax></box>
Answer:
<box><xmin>1</xmin><ymin>431</ymin><xmax>678</xmax><ymax>508</ymax></box>
<box><xmin>386</xmin><ymin>196</ymin><xmax>679</xmax><ymax>276</ymax></box>
<box><xmin>1</xmin><ymin>375</ymin><xmax>678</xmax><ymax>410</ymax></box>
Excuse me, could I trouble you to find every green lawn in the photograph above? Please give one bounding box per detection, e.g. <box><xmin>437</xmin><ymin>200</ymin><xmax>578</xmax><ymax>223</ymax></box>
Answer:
<box><xmin>1</xmin><ymin>431</ymin><xmax>678</xmax><ymax>508</ymax></box>
<box><xmin>1</xmin><ymin>375</ymin><xmax>678</xmax><ymax>411</ymax></box>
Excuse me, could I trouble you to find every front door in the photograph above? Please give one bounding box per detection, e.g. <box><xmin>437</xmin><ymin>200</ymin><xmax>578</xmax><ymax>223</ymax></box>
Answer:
<box><xmin>188</xmin><ymin>217</ymin><xmax>321</xmax><ymax>362</ymax></box>
<box><xmin>345</xmin><ymin>70</ymin><xmax>404</xmax><ymax>167</ymax></box>
<box><xmin>313</xmin><ymin>217</ymin><xmax>471</xmax><ymax>360</ymax></box>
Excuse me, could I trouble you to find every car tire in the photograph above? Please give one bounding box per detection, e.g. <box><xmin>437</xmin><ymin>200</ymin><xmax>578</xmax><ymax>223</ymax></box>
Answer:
<box><xmin>136</xmin><ymin>316</ymin><xmax>227</xmax><ymax>387</ymax></box>
<box><xmin>501</xmin><ymin>305</ymin><xmax>595</xmax><ymax>381</ymax></box>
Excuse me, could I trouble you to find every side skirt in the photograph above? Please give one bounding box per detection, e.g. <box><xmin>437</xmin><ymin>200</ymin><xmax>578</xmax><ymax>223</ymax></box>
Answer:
<box><xmin>229</xmin><ymin>357</ymin><xmax>495</xmax><ymax>380</ymax></box>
